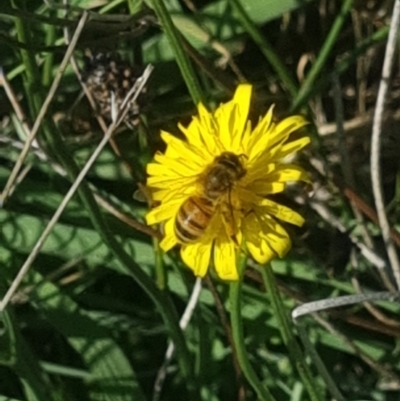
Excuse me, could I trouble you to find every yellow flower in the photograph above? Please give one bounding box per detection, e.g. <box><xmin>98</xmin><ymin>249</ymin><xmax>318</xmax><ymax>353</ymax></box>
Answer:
<box><xmin>146</xmin><ymin>84</ymin><xmax>310</xmax><ymax>281</ymax></box>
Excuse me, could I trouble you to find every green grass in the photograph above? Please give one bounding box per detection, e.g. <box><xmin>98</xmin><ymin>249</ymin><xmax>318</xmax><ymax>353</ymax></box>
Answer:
<box><xmin>1</xmin><ymin>0</ymin><xmax>400</xmax><ymax>400</ymax></box>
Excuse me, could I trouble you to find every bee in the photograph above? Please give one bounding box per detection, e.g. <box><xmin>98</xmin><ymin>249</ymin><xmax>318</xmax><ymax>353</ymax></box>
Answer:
<box><xmin>174</xmin><ymin>152</ymin><xmax>246</xmax><ymax>244</ymax></box>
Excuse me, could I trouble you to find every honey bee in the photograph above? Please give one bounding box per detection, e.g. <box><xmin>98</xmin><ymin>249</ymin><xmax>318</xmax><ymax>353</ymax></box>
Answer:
<box><xmin>174</xmin><ymin>152</ymin><xmax>246</xmax><ymax>244</ymax></box>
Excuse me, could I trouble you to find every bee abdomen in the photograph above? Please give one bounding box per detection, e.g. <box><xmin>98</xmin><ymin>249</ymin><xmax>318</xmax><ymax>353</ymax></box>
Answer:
<box><xmin>175</xmin><ymin>197</ymin><xmax>214</xmax><ymax>244</ymax></box>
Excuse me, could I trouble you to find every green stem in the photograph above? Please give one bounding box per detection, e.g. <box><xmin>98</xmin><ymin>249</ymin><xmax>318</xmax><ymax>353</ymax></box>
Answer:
<box><xmin>230</xmin><ymin>254</ymin><xmax>276</xmax><ymax>401</ymax></box>
<box><xmin>42</xmin><ymin>18</ymin><xmax>55</xmax><ymax>87</ymax></box>
<box><xmin>261</xmin><ymin>266</ymin><xmax>323</xmax><ymax>401</ymax></box>
<box><xmin>334</xmin><ymin>25</ymin><xmax>388</xmax><ymax>77</ymax></box>
<box><xmin>229</xmin><ymin>0</ymin><xmax>298</xmax><ymax>97</ymax></box>
<box><xmin>296</xmin><ymin>25</ymin><xmax>389</xmax><ymax>108</ymax></box>
<box><xmin>291</xmin><ymin>0</ymin><xmax>354</xmax><ymax>111</ymax></box>
<box><xmin>151</xmin><ymin>0</ymin><xmax>206</xmax><ymax>106</ymax></box>
<box><xmin>154</xmin><ymin>236</ymin><xmax>166</xmax><ymax>290</ymax></box>
<box><xmin>297</xmin><ymin>325</ymin><xmax>345</xmax><ymax>401</ymax></box>
<box><xmin>12</xmin><ymin>9</ymin><xmax>199</xmax><ymax>401</ymax></box>
<box><xmin>11</xmin><ymin>0</ymin><xmax>43</xmax><ymax>122</ymax></box>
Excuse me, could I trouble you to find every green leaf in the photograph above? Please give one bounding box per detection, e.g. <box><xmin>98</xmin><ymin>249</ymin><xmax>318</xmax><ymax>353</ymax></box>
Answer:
<box><xmin>28</xmin><ymin>270</ymin><xmax>147</xmax><ymax>401</ymax></box>
<box><xmin>143</xmin><ymin>0</ymin><xmax>316</xmax><ymax>63</ymax></box>
<box><xmin>0</xmin><ymin>309</ymin><xmax>58</xmax><ymax>401</ymax></box>
<box><xmin>0</xmin><ymin>208</ymin><xmax>154</xmax><ymax>274</ymax></box>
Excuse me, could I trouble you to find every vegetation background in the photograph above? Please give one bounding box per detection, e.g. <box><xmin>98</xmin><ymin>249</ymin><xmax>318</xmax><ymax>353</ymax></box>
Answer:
<box><xmin>1</xmin><ymin>0</ymin><xmax>400</xmax><ymax>400</ymax></box>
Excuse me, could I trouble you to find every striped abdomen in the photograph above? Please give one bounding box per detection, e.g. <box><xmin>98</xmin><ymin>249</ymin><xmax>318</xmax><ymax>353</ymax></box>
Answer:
<box><xmin>175</xmin><ymin>196</ymin><xmax>216</xmax><ymax>244</ymax></box>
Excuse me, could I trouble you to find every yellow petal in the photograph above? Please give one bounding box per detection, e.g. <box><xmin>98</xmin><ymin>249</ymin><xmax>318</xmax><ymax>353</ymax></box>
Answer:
<box><xmin>246</xmin><ymin>105</ymin><xmax>274</xmax><ymax>159</ymax></box>
<box><xmin>179</xmin><ymin>105</ymin><xmax>220</xmax><ymax>157</ymax></box>
<box><xmin>183</xmin><ymin>104</ymin><xmax>211</xmax><ymax>142</ymax></box>
<box><xmin>243</xmin><ymin>212</ymin><xmax>275</xmax><ymax>263</ymax></box>
<box><xmin>213</xmin><ymin>235</ymin><xmax>238</xmax><ymax>280</ymax></box>
<box><xmin>248</xmin><ymin>180</ymin><xmax>285</xmax><ymax>195</ymax></box>
<box><xmin>181</xmin><ymin>241</ymin><xmax>212</xmax><ymax>277</ymax></box>
<box><xmin>160</xmin><ymin>218</ymin><xmax>178</xmax><ymax>252</ymax></box>
<box><xmin>161</xmin><ymin>131</ymin><xmax>211</xmax><ymax>168</ymax></box>
<box><xmin>251</xmin><ymin>142</ymin><xmax>283</xmax><ymax>169</ymax></box>
<box><xmin>236</xmin><ymin>187</ymin><xmax>263</xmax><ymax>205</ymax></box>
<box><xmin>215</xmin><ymin>98</ymin><xmax>236</xmax><ymax>151</ymax></box>
<box><xmin>147</xmin><ymin>175</ymin><xmax>194</xmax><ymax>190</ymax></box>
<box><xmin>244</xmin><ymin>213</ymin><xmax>291</xmax><ymax>263</ymax></box>
<box><xmin>231</xmin><ymin>84</ymin><xmax>252</xmax><ymax>151</ymax></box>
<box><xmin>239</xmin><ymin>121</ymin><xmax>252</xmax><ymax>153</ymax></box>
<box><xmin>159</xmin><ymin>186</ymin><xmax>195</xmax><ymax>204</ymax></box>
<box><xmin>270</xmin><ymin>137</ymin><xmax>311</xmax><ymax>161</ymax></box>
<box><xmin>259</xmin><ymin>219</ymin><xmax>292</xmax><ymax>258</ymax></box>
<box><xmin>266</xmin><ymin>165</ymin><xmax>310</xmax><ymax>184</ymax></box>
<box><xmin>146</xmin><ymin>200</ymin><xmax>181</xmax><ymax>225</ymax></box>
<box><xmin>242</xmin><ymin>212</ymin><xmax>261</xmax><ymax>245</ymax></box>
<box><xmin>213</xmin><ymin>85</ymin><xmax>251</xmax><ymax>152</ymax></box>
<box><xmin>245</xmin><ymin>162</ymin><xmax>276</xmax><ymax>183</ymax></box>
<box><xmin>256</xmin><ymin>200</ymin><xmax>305</xmax><ymax>226</ymax></box>
<box><xmin>269</xmin><ymin>115</ymin><xmax>308</xmax><ymax>148</ymax></box>
<box><xmin>247</xmin><ymin>240</ymin><xmax>276</xmax><ymax>265</ymax></box>
<box><xmin>198</xmin><ymin>103</ymin><xmax>214</xmax><ymax>135</ymax></box>
<box><xmin>196</xmin><ymin>104</ymin><xmax>220</xmax><ymax>154</ymax></box>
<box><xmin>147</xmin><ymin>162</ymin><xmax>179</xmax><ymax>178</ymax></box>
<box><xmin>178</xmin><ymin>119</ymin><xmax>202</xmax><ymax>148</ymax></box>
<box><xmin>154</xmin><ymin>154</ymin><xmax>200</xmax><ymax>177</ymax></box>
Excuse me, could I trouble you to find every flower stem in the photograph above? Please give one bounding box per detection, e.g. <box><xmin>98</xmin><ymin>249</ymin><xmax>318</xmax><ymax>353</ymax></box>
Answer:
<box><xmin>261</xmin><ymin>265</ymin><xmax>323</xmax><ymax>401</ymax></box>
<box><xmin>153</xmin><ymin>236</ymin><xmax>166</xmax><ymax>290</ymax></box>
<box><xmin>151</xmin><ymin>0</ymin><xmax>206</xmax><ymax>106</ymax></box>
<box><xmin>230</xmin><ymin>255</ymin><xmax>276</xmax><ymax>401</ymax></box>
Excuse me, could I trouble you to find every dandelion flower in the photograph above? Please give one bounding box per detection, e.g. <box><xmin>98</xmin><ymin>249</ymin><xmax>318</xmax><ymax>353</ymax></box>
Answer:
<box><xmin>146</xmin><ymin>85</ymin><xmax>310</xmax><ymax>281</ymax></box>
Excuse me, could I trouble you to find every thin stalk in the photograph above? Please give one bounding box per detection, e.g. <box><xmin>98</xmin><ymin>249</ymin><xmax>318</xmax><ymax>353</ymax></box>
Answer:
<box><xmin>229</xmin><ymin>0</ymin><xmax>298</xmax><ymax>97</ymax></box>
<box><xmin>229</xmin><ymin>254</ymin><xmax>276</xmax><ymax>401</ymax></box>
<box><xmin>290</xmin><ymin>25</ymin><xmax>389</xmax><ymax>111</ymax></box>
<box><xmin>370</xmin><ymin>0</ymin><xmax>400</xmax><ymax>288</ymax></box>
<box><xmin>154</xmin><ymin>236</ymin><xmax>166</xmax><ymax>290</ymax></box>
<box><xmin>335</xmin><ymin>25</ymin><xmax>389</xmax><ymax>76</ymax></box>
<box><xmin>11</xmin><ymin>0</ymin><xmax>43</xmax><ymax>122</ymax></box>
<box><xmin>42</xmin><ymin>20</ymin><xmax>56</xmax><ymax>87</ymax></box>
<box><xmin>151</xmin><ymin>0</ymin><xmax>206</xmax><ymax>105</ymax></box>
<box><xmin>261</xmin><ymin>266</ymin><xmax>323</xmax><ymax>401</ymax></box>
<box><xmin>291</xmin><ymin>0</ymin><xmax>354</xmax><ymax>111</ymax></box>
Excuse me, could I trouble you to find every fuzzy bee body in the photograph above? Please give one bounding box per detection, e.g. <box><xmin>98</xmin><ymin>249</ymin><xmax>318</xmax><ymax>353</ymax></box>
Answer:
<box><xmin>174</xmin><ymin>152</ymin><xmax>246</xmax><ymax>244</ymax></box>
<box><xmin>175</xmin><ymin>197</ymin><xmax>214</xmax><ymax>243</ymax></box>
